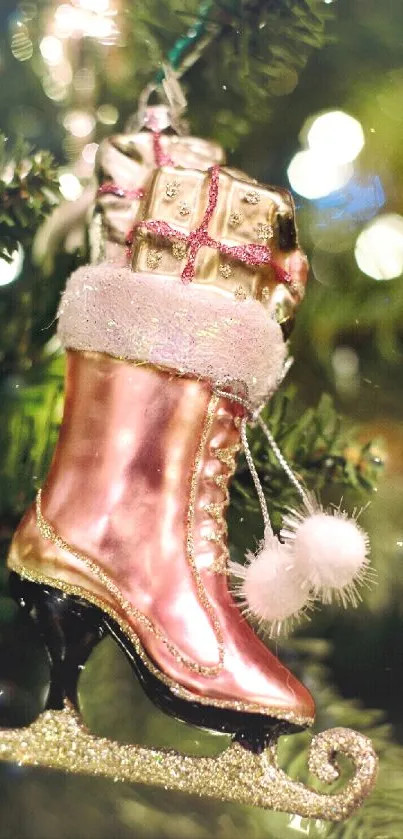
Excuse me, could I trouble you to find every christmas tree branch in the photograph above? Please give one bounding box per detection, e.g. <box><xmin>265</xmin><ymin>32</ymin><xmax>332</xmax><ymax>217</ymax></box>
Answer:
<box><xmin>231</xmin><ymin>387</ymin><xmax>382</xmax><ymax>532</ymax></box>
<box><xmin>0</xmin><ymin>135</ymin><xmax>60</xmax><ymax>263</ymax></box>
<box><xmin>127</xmin><ymin>0</ymin><xmax>332</xmax><ymax>147</ymax></box>
<box><xmin>279</xmin><ymin>640</ymin><xmax>403</xmax><ymax>839</ymax></box>
<box><xmin>155</xmin><ymin>0</ymin><xmax>328</xmax><ymax>82</ymax></box>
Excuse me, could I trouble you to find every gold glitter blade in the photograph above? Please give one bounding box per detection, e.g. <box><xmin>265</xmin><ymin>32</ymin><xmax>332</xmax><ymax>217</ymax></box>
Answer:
<box><xmin>0</xmin><ymin>706</ymin><xmax>377</xmax><ymax>821</ymax></box>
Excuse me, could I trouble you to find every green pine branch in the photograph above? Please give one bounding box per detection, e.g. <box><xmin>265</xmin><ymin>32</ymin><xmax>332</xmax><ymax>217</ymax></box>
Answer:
<box><xmin>124</xmin><ymin>0</ymin><xmax>332</xmax><ymax>148</ymax></box>
<box><xmin>277</xmin><ymin>640</ymin><xmax>403</xmax><ymax>839</ymax></box>
<box><xmin>0</xmin><ymin>134</ymin><xmax>60</xmax><ymax>264</ymax></box>
<box><xmin>161</xmin><ymin>0</ymin><xmax>328</xmax><ymax>78</ymax></box>
<box><xmin>231</xmin><ymin>386</ymin><xmax>382</xmax><ymax>535</ymax></box>
<box><xmin>0</xmin><ymin>356</ymin><xmax>64</xmax><ymax>535</ymax></box>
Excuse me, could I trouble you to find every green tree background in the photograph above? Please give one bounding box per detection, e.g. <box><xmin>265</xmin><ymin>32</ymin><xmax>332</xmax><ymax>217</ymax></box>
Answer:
<box><xmin>0</xmin><ymin>1</ymin><xmax>402</xmax><ymax>837</ymax></box>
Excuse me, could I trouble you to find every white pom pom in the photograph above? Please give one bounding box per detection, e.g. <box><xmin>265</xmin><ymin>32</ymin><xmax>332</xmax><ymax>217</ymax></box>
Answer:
<box><xmin>230</xmin><ymin>529</ymin><xmax>311</xmax><ymax>637</ymax></box>
<box><xmin>281</xmin><ymin>502</ymin><xmax>371</xmax><ymax>607</ymax></box>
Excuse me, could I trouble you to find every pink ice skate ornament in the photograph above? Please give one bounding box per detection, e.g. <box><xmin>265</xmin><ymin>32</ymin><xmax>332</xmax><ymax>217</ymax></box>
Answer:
<box><xmin>0</xmin><ymin>78</ymin><xmax>378</xmax><ymax>824</ymax></box>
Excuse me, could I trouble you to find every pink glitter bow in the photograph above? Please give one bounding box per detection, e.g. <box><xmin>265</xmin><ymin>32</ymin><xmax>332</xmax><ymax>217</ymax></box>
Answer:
<box><xmin>128</xmin><ymin>165</ymin><xmax>291</xmax><ymax>286</ymax></box>
<box><xmin>97</xmin><ymin>183</ymin><xmax>146</xmax><ymax>200</ymax></box>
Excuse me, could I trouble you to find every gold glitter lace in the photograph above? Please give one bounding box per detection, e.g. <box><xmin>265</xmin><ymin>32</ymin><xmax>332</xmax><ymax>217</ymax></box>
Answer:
<box><xmin>215</xmin><ymin>443</ymin><xmax>240</xmax><ymax>471</ymax></box>
<box><xmin>185</xmin><ymin>393</ymin><xmax>225</xmax><ymax>670</ymax></box>
<box><xmin>201</xmin><ymin>426</ymin><xmax>241</xmax><ymax>574</ymax></box>
<box><xmin>209</xmin><ymin>466</ymin><xmax>233</xmax><ymax>575</ymax></box>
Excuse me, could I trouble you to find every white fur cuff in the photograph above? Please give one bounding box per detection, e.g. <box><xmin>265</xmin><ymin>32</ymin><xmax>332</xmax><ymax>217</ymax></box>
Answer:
<box><xmin>57</xmin><ymin>264</ymin><xmax>287</xmax><ymax>406</ymax></box>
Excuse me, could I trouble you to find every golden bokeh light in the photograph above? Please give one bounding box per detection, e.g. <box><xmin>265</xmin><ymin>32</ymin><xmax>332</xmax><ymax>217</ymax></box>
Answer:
<box><xmin>0</xmin><ymin>245</ymin><xmax>24</xmax><ymax>287</ymax></box>
<box><xmin>63</xmin><ymin>110</ymin><xmax>96</xmax><ymax>138</ymax></box>
<box><xmin>40</xmin><ymin>36</ymin><xmax>64</xmax><ymax>65</ymax></box>
<box><xmin>59</xmin><ymin>172</ymin><xmax>84</xmax><ymax>201</ymax></box>
<box><xmin>355</xmin><ymin>214</ymin><xmax>403</xmax><ymax>280</ymax></box>
<box><xmin>307</xmin><ymin>110</ymin><xmax>365</xmax><ymax>164</ymax></box>
<box><xmin>287</xmin><ymin>149</ymin><xmax>353</xmax><ymax>199</ymax></box>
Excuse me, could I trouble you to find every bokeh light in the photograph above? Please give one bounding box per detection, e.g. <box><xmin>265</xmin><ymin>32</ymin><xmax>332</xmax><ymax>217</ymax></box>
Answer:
<box><xmin>355</xmin><ymin>214</ymin><xmax>403</xmax><ymax>280</ymax></box>
<box><xmin>64</xmin><ymin>110</ymin><xmax>95</xmax><ymax>138</ymax></box>
<box><xmin>311</xmin><ymin>175</ymin><xmax>385</xmax><ymax>224</ymax></box>
<box><xmin>332</xmin><ymin>346</ymin><xmax>360</xmax><ymax>397</ymax></box>
<box><xmin>97</xmin><ymin>103</ymin><xmax>118</xmax><ymax>124</ymax></box>
<box><xmin>287</xmin><ymin>150</ymin><xmax>353</xmax><ymax>199</ymax></box>
<box><xmin>54</xmin><ymin>4</ymin><xmax>79</xmax><ymax>38</ymax></box>
<box><xmin>307</xmin><ymin>110</ymin><xmax>365</xmax><ymax>164</ymax></box>
<box><xmin>10</xmin><ymin>22</ymin><xmax>33</xmax><ymax>62</ymax></box>
<box><xmin>73</xmin><ymin>67</ymin><xmax>96</xmax><ymax>95</ymax></box>
<box><xmin>18</xmin><ymin>2</ymin><xmax>37</xmax><ymax>21</ymax></box>
<box><xmin>9</xmin><ymin>106</ymin><xmax>42</xmax><ymax>139</ymax></box>
<box><xmin>82</xmin><ymin>142</ymin><xmax>98</xmax><ymax>164</ymax></box>
<box><xmin>59</xmin><ymin>173</ymin><xmax>84</xmax><ymax>201</ymax></box>
<box><xmin>54</xmin><ymin>2</ymin><xmax>119</xmax><ymax>42</ymax></box>
<box><xmin>42</xmin><ymin>73</ymin><xmax>70</xmax><ymax>101</ymax></box>
<box><xmin>288</xmin><ymin>815</ymin><xmax>311</xmax><ymax>834</ymax></box>
<box><xmin>79</xmin><ymin>0</ymin><xmax>110</xmax><ymax>11</ymax></box>
<box><xmin>0</xmin><ymin>244</ymin><xmax>24</xmax><ymax>287</ymax></box>
<box><xmin>40</xmin><ymin>35</ymin><xmax>64</xmax><ymax>65</ymax></box>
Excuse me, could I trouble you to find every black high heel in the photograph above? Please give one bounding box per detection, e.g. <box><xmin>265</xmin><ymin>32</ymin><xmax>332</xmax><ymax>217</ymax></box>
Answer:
<box><xmin>9</xmin><ymin>572</ymin><xmax>298</xmax><ymax>752</ymax></box>
<box><xmin>9</xmin><ymin>572</ymin><xmax>106</xmax><ymax>711</ymax></box>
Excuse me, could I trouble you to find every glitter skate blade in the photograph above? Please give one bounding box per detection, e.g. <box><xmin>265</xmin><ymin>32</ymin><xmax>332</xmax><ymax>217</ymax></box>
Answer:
<box><xmin>0</xmin><ymin>704</ymin><xmax>378</xmax><ymax>822</ymax></box>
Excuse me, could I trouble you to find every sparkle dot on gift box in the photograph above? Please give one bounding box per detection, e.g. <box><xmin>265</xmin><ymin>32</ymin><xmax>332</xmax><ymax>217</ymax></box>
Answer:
<box><xmin>256</xmin><ymin>223</ymin><xmax>273</xmax><ymax>241</ymax></box>
<box><xmin>229</xmin><ymin>212</ymin><xmax>243</xmax><ymax>228</ymax></box>
<box><xmin>165</xmin><ymin>180</ymin><xmax>180</xmax><ymax>199</ymax></box>
<box><xmin>146</xmin><ymin>250</ymin><xmax>162</xmax><ymax>270</ymax></box>
<box><xmin>235</xmin><ymin>285</ymin><xmax>248</xmax><ymax>300</ymax></box>
<box><xmin>243</xmin><ymin>190</ymin><xmax>260</xmax><ymax>205</ymax></box>
<box><xmin>172</xmin><ymin>241</ymin><xmax>187</xmax><ymax>260</ymax></box>
<box><xmin>178</xmin><ymin>202</ymin><xmax>191</xmax><ymax>217</ymax></box>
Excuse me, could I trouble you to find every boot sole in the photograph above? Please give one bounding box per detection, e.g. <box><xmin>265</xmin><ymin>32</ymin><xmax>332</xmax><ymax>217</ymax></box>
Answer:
<box><xmin>9</xmin><ymin>571</ymin><xmax>302</xmax><ymax>752</ymax></box>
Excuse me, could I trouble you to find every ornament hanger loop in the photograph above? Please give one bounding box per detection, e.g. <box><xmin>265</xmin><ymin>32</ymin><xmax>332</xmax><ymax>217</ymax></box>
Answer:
<box><xmin>125</xmin><ymin>65</ymin><xmax>188</xmax><ymax>136</ymax></box>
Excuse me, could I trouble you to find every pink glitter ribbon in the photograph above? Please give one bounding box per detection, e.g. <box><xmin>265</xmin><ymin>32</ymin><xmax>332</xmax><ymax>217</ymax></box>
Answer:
<box><xmin>97</xmin><ymin>183</ymin><xmax>146</xmax><ymax>200</ymax></box>
<box><xmin>97</xmin><ymin>131</ymin><xmax>173</xmax><ymax>202</ymax></box>
<box><xmin>152</xmin><ymin>131</ymin><xmax>174</xmax><ymax>167</ymax></box>
<box><xmin>128</xmin><ymin>165</ymin><xmax>291</xmax><ymax>286</ymax></box>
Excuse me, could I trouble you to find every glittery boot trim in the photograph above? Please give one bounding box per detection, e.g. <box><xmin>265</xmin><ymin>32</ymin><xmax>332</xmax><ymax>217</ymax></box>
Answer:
<box><xmin>57</xmin><ymin>264</ymin><xmax>287</xmax><ymax>406</ymax></box>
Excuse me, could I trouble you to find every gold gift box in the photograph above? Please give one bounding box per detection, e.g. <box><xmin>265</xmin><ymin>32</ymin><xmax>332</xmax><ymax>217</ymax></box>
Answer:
<box><xmin>91</xmin><ymin>132</ymin><xmax>225</xmax><ymax>262</ymax></box>
<box><xmin>130</xmin><ymin>164</ymin><xmax>300</xmax><ymax>317</ymax></box>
